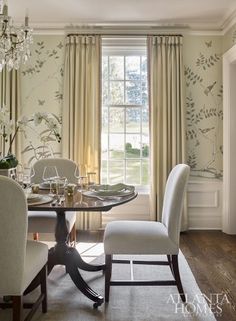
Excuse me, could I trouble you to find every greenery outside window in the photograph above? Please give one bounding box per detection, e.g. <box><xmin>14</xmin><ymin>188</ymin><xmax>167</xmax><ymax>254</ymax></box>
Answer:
<box><xmin>101</xmin><ymin>38</ymin><xmax>149</xmax><ymax>189</ymax></box>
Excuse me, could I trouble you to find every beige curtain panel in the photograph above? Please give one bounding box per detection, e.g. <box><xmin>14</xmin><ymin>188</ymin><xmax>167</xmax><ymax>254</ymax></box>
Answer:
<box><xmin>147</xmin><ymin>35</ymin><xmax>187</xmax><ymax>230</ymax></box>
<box><xmin>62</xmin><ymin>34</ymin><xmax>101</xmax><ymax>230</ymax></box>
<box><xmin>0</xmin><ymin>69</ymin><xmax>22</xmax><ymax>162</ymax></box>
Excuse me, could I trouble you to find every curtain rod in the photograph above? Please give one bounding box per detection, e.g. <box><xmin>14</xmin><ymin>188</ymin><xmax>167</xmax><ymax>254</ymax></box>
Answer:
<box><xmin>66</xmin><ymin>33</ymin><xmax>183</xmax><ymax>37</ymax></box>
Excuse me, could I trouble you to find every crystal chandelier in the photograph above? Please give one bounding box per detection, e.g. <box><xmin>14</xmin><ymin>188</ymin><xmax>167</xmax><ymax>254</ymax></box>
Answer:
<box><xmin>0</xmin><ymin>0</ymin><xmax>33</xmax><ymax>72</ymax></box>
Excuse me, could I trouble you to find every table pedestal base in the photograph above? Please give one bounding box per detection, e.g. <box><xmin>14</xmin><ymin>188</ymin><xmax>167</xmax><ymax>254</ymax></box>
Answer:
<box><xmin>48</xmin><ymin>244</ymin><xmax>105</xmax><ymax>307</ymax></box>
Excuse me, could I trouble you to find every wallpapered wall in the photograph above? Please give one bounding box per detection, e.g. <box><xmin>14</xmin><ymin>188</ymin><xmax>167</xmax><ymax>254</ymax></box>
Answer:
<box><xmin>183</xmin><ymin>36</ymin><xmax>223</xmax><ymax>178</ymax></box>
<box><xmin>21</xmin><ymin>36</ymin><xmax>64</xmax><ymax>165</ymax></box>
<box><xmin>20</xmin><ymin>33</ymin><xmax>234</xmax><ymax>178</ymax></box>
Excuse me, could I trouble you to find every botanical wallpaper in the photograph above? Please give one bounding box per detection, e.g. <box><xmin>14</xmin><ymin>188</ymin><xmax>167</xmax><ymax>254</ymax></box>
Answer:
<box><xmin>20</xmin><ymin>34</ymin><xmax>225</xmax><ymax>178</ymax></box>
<box><xmin>20</xmin><ymin>35</ymin><xmax>64</xmax><ymax>166</ymax></box>
<box><xmin>183</xmin><ymin>36</ymin><xmax>223</xmax><ymax>178</ymax></box>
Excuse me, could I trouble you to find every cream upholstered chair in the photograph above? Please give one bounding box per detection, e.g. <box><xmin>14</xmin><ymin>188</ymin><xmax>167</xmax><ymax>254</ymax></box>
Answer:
<box><xmin>103</xmin><ymin>164</ymin><xmax>190</xmax><ymax>302</ymax></box>
<box><xmin>28</xmin><ymin>158</ymin><xmax>77</xmax><ymax>244</ymax></box>
<box><xmin>0</xmin><ymin>176</ymin><xmax>48</xmax><ymax>321</ymax></box>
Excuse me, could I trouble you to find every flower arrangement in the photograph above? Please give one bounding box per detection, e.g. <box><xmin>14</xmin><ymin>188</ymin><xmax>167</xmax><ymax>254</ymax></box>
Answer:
<box><xmin>0</xmin><ymin>106</ymin><xmax>61</xmax><ymax>169</ymax></box>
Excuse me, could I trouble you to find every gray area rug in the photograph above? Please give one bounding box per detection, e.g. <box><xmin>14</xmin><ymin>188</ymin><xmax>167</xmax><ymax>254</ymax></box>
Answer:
<box><xmin>0</xmin><ymin>243</ymin><xmax>218</xmax><ymax>321</ymax></box>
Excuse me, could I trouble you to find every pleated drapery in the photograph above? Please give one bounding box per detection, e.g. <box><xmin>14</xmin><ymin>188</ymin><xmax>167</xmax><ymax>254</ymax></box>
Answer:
<box><xmin>0</xmin><ymin>69</ymin><xmax>22</xmax><ymax>162</ymax></box>
<box><xmin>147</xmin><ymin>35</ymin><xmax>187</xmax><ymax>230</ymax></box>
<box><xmin>62</xmin><ymin>35</ymin><xmax>101</xmax><ymax>230</ymax></box>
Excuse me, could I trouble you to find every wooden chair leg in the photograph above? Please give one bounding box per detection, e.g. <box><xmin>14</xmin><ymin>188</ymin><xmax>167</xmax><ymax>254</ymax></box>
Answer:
<box><xmin>167</xmin><ymin>254</ymin><xmax>174</xmax><ymax>276</ymax></box>
<box><xmin>40</xmin><ymin>264</ymin><xmax>47</xmax><ymax>313</ymax></box>
<box><xmin>69</xmin><ymin>224</ymin><xmax>76</xmax><ymax>247</ymax></box>
<box><xmin>105</xmin><ymin>255</ymin><xmax>112</xmax><ymax>302</ymax></box>
<box><xmin>172</xmin><ymin>255</ymin><xmax>186</xmax><ymax>302</ymax></box>
<box><xmin>33</xmin><ymin>233</ymin><xmax>39</xmax><ymax>241</ymax></box>
<box><xmin>12</xmin><ymin>296</ymin><xmax>23</xmax><ymax>321</ymax></box>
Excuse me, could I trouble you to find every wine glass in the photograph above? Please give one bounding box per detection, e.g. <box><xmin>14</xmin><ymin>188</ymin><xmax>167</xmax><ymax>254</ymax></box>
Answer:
<box><xmin>74</xmin><ymin>165</ymin><xmax>80</xmax><ymax>184</ymax></box>
<box><xmin>42</xmin><ymin>166</ymin><xmax>59</xmax><ymax>183</ymax></box>
<box><xmin>43</xmin><ymin>166</ymin><xmax>59</xmax><ymax>196</ymax></box>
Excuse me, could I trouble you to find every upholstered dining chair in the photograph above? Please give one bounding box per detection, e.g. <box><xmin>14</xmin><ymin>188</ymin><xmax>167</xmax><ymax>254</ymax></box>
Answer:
<box><xmin>103</xmin><ymin>164</ymin><xmax>190</xmax><ymax>303</ymax></box>
<box><xmin>28</xmin><ymin>158</ymin><xmax>77</xmax><ymax>244</ymax></box>
<box><xmin>0</xmin><ymin>176</ymin><xmax>48</xmax><ymax>321</ymax></box>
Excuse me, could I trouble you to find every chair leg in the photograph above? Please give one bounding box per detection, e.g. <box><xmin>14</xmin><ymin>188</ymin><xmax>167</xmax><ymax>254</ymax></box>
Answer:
<box><xmin>33</xmin><ymin>233</ymin><xmax>39</xmax><ymax>241</ymax></box>
<box><xmin>69</xmin><ymin>223</ymin><xmax>76</xmax><ymax>247</ymax></box>
<box><xmin>40</xmin><ymin>264</ymin><xmax>47</xmax><ymax>313</ymax></box>
<box><xmin>172</xmin><ymin>255</ymin><xmax>186</xmax><ymax>302</ymax></box>
<box><xmin>12</xmin><ymin>296</ymin><xmax>23</xmax><ymax>321</ymax></box>
<box><xmin>105</xmin><ymin>255</ymin><xmax>112</xmax><ymax>302</ymax></box>
<box><xmin>167</xmin><ymin>254</ymin><xmax>174</xmax><ymax>276</ymax></box>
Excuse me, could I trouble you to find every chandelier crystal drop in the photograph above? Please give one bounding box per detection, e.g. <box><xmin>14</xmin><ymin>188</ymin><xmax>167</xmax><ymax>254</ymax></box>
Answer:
<box><xmin>0</xmin><ymin>0</ymin><xmax>33</xmax><ymax>72</ymax></box>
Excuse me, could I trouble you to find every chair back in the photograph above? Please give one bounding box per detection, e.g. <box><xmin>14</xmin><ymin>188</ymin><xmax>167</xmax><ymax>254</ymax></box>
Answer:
<box><xmin>161</xmin><ymin>164</ymin><xmax>190</xmax><ymax>246</ymax></box>
<box><xmin>32</xmin><ymin>158</ymin><xmax>77</xmax><ymax>184</ymax></box>
<box><xmin>0</xmin><ymin>176</ymin><xmax>28</xmax><ymax>295</ymax></box>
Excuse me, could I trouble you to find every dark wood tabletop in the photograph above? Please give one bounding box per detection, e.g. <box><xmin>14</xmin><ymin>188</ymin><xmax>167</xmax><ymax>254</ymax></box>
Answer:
<box><xmin>28</xmin><ymin>185</ymin><xmax>137</xmax><ymax>212</ymax></box>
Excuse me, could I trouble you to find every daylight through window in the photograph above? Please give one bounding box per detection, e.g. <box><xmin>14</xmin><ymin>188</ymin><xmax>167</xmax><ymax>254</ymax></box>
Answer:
<box><xmin>101</xmin><ymin>38</ymin><xmax>149</xmax><ymax>187</ymax></box>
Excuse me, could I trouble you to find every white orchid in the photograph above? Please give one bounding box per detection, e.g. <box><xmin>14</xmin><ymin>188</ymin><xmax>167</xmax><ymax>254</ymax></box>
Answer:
<box><xmin>33</xmin><ymin>112</ymin><xmax>48</xmax><ymax>126</ymax></box>
<box><xmin>1</xmin><ymin>106</ymin><xmax>61</xmax><ymax>157</ymax></box>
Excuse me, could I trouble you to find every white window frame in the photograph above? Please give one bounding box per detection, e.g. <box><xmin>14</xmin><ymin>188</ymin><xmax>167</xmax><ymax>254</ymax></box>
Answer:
<box><xmin>101</xmin><ymin>37</ymin><xmax>149</xmax><ymax>192</ymax></box>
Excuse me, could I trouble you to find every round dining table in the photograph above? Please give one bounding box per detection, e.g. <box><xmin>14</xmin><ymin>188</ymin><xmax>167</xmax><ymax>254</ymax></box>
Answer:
<box><xmin>27</xmin><ymin>186</ymin><xmax>137</xmax><ymax>308</ymax></box>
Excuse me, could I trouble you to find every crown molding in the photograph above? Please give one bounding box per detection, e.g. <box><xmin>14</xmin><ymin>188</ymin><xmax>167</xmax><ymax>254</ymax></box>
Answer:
<box><xmin>221</xmin><ymin>8</ymin><xmax>236</xmax><ymax>34</ymax></box>
<box><xmin>31</xmin><ymin>22</ymin><xmax>225</xmax><ymax>36</ymax></box>
<box><xmin>30</xmin><ymin>9</ymin><xmax>236</xmax><ymax>37</ymax></box>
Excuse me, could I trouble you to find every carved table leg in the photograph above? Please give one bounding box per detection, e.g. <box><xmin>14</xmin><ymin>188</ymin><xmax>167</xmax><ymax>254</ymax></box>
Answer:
<box><xmin>51</xmin><ymin>210</ymin><xmax>104</xmax><ymax>307</ymax></box>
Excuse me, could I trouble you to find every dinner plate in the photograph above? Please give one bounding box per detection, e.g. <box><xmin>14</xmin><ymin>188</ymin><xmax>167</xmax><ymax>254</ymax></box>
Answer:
<box><xmin>87</xmin><ymin>183</ymin><xmax>135</xmax><ymax>197</ymax></box>
<box><xmin>27</xmin><ymin>193</ymin><xmax>41</xmax><ymax>202</ymax></box>
<box><xmin>27</xmin><ymin>195</ymin><xmax>53</xmax><ymax>206</ymax></box>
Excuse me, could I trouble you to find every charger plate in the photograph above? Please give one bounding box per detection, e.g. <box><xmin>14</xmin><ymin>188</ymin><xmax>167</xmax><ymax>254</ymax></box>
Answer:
<box><xmin>86</xmin><ymin>183</ymin><xmax>135</xmax><ymax>197</ymax></box>
<box><xmin>27</xmin><ymin>195</ymin><xmax>53</xmax><ymax>205</ymax></box>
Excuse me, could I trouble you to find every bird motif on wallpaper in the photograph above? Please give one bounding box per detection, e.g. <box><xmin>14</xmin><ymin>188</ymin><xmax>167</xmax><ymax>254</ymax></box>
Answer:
<box><xmin>204</xmin><ymin>81</ymin><xmax>216</xmax><ymax>96</ymax></box>
<box><xmin>38</xmin><ymin>99</ymin><xmax>45</xmax><ymax>106</ymax></box>
<box><xmin>205</xmin><ymin>40</ymin><xmax>212</xmax><ymax>48</ymax></box>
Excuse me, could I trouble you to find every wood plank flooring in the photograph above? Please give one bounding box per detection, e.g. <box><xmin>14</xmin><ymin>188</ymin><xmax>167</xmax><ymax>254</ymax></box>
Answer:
<box><xmin>77</xmin><ymin>229</ymin><xmax>236</xmax><ymax>321</ymax></box>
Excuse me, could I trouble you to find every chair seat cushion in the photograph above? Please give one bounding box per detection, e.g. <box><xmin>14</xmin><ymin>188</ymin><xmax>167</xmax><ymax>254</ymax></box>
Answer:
<box><xmin>27</xmin><ymin>211</ymin><xmax>76</xmax><ymax>233</ymax></box>
<box><xmin>104</xmin><ymin>221</ymin><xmax>178</xmax><ymax>255</ymax></box>
<box><xmin>23</xmin><ymin>240</ymin><xmax>48</xmax><ymax>291</ymax></box>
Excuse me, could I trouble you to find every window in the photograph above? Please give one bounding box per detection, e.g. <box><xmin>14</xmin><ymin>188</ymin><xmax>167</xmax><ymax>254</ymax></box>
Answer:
<box><xmin>101</xmin><ymin>38</ymin><xmax>149</xmax><ymax>188</ymax></box>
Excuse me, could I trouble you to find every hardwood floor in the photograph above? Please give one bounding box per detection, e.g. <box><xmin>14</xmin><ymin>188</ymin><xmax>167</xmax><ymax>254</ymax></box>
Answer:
<box><xmin>77</xmin><ymin>229</ymin><xmax>236</xmax><ymax>321</ymax></box>
<box><xmin>180</xmin><ymin>230</ymin><xmax>236</xmax><ymax>321</ymax></box>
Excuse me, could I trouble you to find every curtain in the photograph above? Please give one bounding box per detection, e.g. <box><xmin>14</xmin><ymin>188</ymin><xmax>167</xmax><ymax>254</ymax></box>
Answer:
<box><xmin>0</xmin><ymin>69</ymin><xmax>22</xmax><ymax>162</ymax></box>
<box><xmin>148</xmin><ymin>35</ymin><xmax>187</xmax><ymax>230</ymax></box>
<box><xmin>62</xmin><ymin>35</ymin><xmax>101</xmax><ymax>230</ymax></box>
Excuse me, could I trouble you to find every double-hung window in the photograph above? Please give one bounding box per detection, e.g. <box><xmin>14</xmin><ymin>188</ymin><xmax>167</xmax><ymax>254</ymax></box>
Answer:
<box><xmin>101</xmin><ymin>38</ymin><xmax>149</xmax><ymax>189</ymax></box>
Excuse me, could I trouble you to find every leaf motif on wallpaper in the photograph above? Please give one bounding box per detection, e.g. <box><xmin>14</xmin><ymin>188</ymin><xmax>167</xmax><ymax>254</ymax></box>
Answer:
<box><xmin>205</xmin><ymin>41</ymin><xmax>212</xmax><ymax>48</ymax></box>
<box><xmin>217</xmin><ymin>85</ymin><xmax>223</xmax><ymax>98</ymax></box>
<box><xmin>199</xmin><ymin>127</ymin><xmax>215</xmax><ymax>134</ymax></box>
<box><xmin>218</xmin><ymin>110</ymin><xmax>223</xmax><ymax>120</ymax></box>
<box><xmin>196</xmin><ymin>53</ymin><xmax>220</xmax><ymax>70</ymax></box>
<box><xmin>22</xmin><ymin>67</ymin><xmax>36</xmax><ymax>76</ymax></box>
<box><xmin>60</xmin><ymin>67</ymin><xmax>64</xmax><ymax>77</ymax></box>
<box><xmin>186</xmin><ymin>129</ymin><xmax>197</xmax><ymax>140</ymax></box>
<box><xmin>184</xmin><ymin>66</ymin><xmax>203</xmax><ymax>87</ymax></box>
<box><xmin>55</xmin><ymin>91</ymin><xmax>63</xmax><ymax>101</ymax></box>
<box><xmin>219</xmin><ymin>145</ymin><xmax>223</xmax><ymax>154</ymax></box>
<box><xmin>22</xmin><ymin>41</ymin><xmax>63</xmax><ymax>78</ymax></box>
<box><xmin>202</xmin><ymin>107</ymin><xmax>217</xmax><ymax>118</ymax></box>
<box><xmin>57</xmin><ymin>42</ymin><xmax>64</xmax><ymax>49</ymax></box>
<box><xmin>187</xmin><ymin>152</ymin><xmax>197</xmax><ymax>169</ymax></box>
<box><xmin>204</xmin><ymin>81</ymin><xmax>217</xmax><ymax>96</ymax></box>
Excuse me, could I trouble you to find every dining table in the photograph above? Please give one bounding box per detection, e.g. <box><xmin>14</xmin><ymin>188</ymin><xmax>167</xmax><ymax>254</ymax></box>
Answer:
<box><xmin>26</xmin><ymin>185</ymin><xmax>137</xmax><ymax>308</ymax></box>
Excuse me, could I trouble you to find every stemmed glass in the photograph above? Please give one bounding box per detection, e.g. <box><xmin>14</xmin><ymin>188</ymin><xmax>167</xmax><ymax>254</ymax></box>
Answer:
<box><xmin>22</xmin><ymin>166</ymin><xmax>35</xmax><ymax>195</ymax></box>
<box><xmin>74</xmin><ymin>165</ymin><xmax>88</xmax><ymax>205</ymax></box>
<box><xmin>42</xmin><ymin>166</ymin><xmax>59</xmax><ymax>183</ymax></box>
<box><xmin>43</xmin><ymin>166</ymin><xmax>59</xmax><ymax>196</ymax></box>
